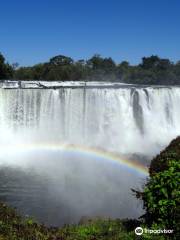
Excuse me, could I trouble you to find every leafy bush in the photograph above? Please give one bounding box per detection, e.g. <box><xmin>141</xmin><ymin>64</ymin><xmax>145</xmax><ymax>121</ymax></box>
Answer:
<box><xmin>137</xmin><ymin>137</ymin><xmax>180</xmax><ymax>239</ymax></box>
<box><xmin>143</xmin><ymin>160</ymin><xmax>180</xmax><ymax>229</ymax></box>
<box><xmin>0</xmin><ymin>203</ymin><xmax>137</xmax><ymax>240</ymax></box>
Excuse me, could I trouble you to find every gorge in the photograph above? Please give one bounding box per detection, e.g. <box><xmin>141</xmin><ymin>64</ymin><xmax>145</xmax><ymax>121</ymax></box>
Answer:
<box><xmin>0</xmin><ymin>81</ymin><xmax>180</xmax><ymax>226</ymax></box>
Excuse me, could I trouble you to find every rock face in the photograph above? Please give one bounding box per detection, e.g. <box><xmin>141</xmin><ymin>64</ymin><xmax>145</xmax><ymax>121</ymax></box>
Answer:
<box><xmin>150</xmin><ymin>136</ymin><xmax>180</xmax><ymax>176</ymax></box>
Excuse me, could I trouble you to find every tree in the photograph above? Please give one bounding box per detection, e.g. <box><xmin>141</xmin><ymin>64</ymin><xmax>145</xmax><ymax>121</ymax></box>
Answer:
<box><xmin>116</xmin><ymin>61</ymin><xmax>131</xmax><ymax>81</ymax></box>
<box><xmin>102</xmin><ymin>57</ymin><xmax>116</xmax><ymax>71</ymax></box>
<box><xmin>87</xmin><ymin>55</ymin><xmax>116</xmax><ymax>71</ymax></box>
<box><xmin>0</xmin><ymin>53</ymin><xmax>5</xmax><ymax>65</ymax></box>
<box><xmin>134</xmin><ymin>137</ymin><xmax>180</xmax><ymax>238</ymax></box>
<box><xmin>140</xmin><ymin>55</ymin><xmax>161</xmax><ymax>69</ymax></box>
<box><xmin>87</xmin><ymin>54</ymin><xmax>105</xmax><ymax>70</ymax></box>
<box><xmin>143</xmin><ymin>160</ymin><xmax>179</xmax><ymax>232</ymax></box>
<box><xmin>12</xmin><ymin>53</ymin><xmax>180</xmax><ymax>84</ymax></box>
<box><xmin>49</xmin><ymin>55</ymin><xmax>73</xmax><ymax>66</ymax></box>
<box><xmin>0</xmin><ymin>52</ymin><xmax>13</xmax><ymax>79</ymax></box>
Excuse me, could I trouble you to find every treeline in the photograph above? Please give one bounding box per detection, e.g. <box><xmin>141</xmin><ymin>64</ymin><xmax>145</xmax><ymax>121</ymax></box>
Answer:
<box><xmin>1</xmin><ymin>52</ymin><xmax>180</xmax><ymax>85</ymax></box>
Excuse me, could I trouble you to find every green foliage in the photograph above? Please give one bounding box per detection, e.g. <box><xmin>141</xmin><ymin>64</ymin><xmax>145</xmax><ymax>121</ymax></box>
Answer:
<box><xmin>59</xmin><ymin>219</ymin><xmax>134</xmax><ymax>240</ymax></box>
<box><xmin>0</xmin><ymin>201</ymin><xmax>168</xmax><ymax>239</ymax></box>
<box><xmin>0</xmin><ymin>53</ymin><xmax>13</xmax><ymax>80</ymax></box>
<box><xmin>0</xmin><ymin>51</ymin><xmax>179</xmax><ymax>84</ymax></box>
<box><xmin>143</xmin><ymin>160</ymin><xmax>180</xmax><ymax>229</ymax></box>
<box><xmin>50</xmin><ymin>55</ymin><xmax>73</xmax><ymax>66</ymax></box>
<box><xmin>0</xmin><ymin>51</ymin><xmax>180</xmax><ymax>83</ymax></box>
<box><xmin>137</xmin><ymin>137</ymin><xmax>180</xmax><ymax>239</ymax></box>
<box><xmin>150</xmin><ymin>137</ymin><xmax>180</xmax><ymax>176</ymax></box>
<box><xmin>0</xmin><ymin>204</ymin><xmax>139</xmax><ymax>240</ymax></box>
<box><xmin>0</xmin><ymin>202</ymin><xmax>53</xmax><ymax>240</ymax></box>
<box><xmin>10</xmin><ymin>53</ymin><xmax>180</xmax><ymax>84</ymax></box>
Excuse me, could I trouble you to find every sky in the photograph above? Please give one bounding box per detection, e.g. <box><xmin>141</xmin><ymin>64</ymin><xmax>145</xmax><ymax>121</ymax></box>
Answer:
<box><xmin>0</xmin><ymin>0</ymin><xmax>180</xmax><ymax>66</ymax></box>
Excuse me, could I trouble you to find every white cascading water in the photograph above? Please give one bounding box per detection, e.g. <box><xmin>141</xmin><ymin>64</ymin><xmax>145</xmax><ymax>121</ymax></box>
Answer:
<box><xmin>0</xmin><ymin>83</ymin><xmax>180</xmax><ymax>225</ymax></box>
<box><xmin>0</xmin><ymin>85</ymin><xmax>180</xmax><ymax>157</ymax></box>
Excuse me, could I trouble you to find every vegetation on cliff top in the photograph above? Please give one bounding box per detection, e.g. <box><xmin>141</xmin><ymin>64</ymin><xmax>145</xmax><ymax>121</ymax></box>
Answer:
<box><xmin>1</xmin><ymin>52</ymin><xmax>180</xmax><ymax>85</ymax></box>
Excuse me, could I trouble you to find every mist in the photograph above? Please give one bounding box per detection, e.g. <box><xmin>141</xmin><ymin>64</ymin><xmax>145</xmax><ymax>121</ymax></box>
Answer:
<box><xmin>0</xmin><ymin>82</ymin><xmax>180</xmax><ymax>226</ymax></box>
<box><xmin>0</xmin><ymin>148</ymin><xmax>146</xmax><ymax>226</ymax></box>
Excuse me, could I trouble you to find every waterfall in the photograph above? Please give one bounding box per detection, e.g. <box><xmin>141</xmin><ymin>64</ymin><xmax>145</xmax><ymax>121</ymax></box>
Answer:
<box><xmin>0</xmin><ymin>83</ymin><xmax>180</xmax><ymax>225</ymax></box>
<box><xmin>0</xmin><ymin>85</ymin><xmax>180</xmax><ymax>156</ymax></box>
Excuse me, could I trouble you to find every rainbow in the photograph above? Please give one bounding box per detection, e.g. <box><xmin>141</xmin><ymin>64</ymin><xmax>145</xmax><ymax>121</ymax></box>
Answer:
<box><xmin>2</xmin><ymin>143</ymin><xmax>149</xmax><ymax>176</ymax></box>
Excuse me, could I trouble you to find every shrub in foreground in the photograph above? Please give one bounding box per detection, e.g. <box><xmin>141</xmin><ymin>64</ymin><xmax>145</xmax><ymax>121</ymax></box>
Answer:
<box><xmin>136</xmin><ymin>137</ymin><xmax>180</xmax><ymax>239</ymax></box>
